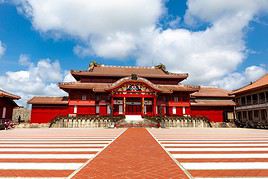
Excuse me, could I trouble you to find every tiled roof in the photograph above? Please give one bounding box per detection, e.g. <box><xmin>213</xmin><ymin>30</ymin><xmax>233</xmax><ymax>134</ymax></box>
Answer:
<box><xmin>59</xmin><ymin>82</ymin><xmax>111</xmax><ymax>92</ymax></box>
<box><xmin>191</xmin><ymin>99</ymin><xmax>235</xmax><ymax>107</ymax></box>
<box><xmin>28</xmin><ymin>97</ymin><xmax>68</xmax><ymax>105</ymax></box>
<box><xmin>71</xmin><ymin>65</ymin><xmax>188</xmax><ymax>79</ymax></box>
<box><xmin>158</xmin><ymin>84</ymin><xmax>200</xmax><ymax>93</ymax></box>
<box><xmin>59</xmin><ymin>81</ymin><xmax>199</xmax><ymax>93</ymax></box>
<box><xmin>191</xmin><ymin>86</ymin><xmax>233</xmax><ymax>98</ymax></box>
<box><xmin>232</xmin><ymin>73</ymin><xmax>268</xmax><ymax>95</ymax></box>
<box><xmin>0</xmin><ymin>89</ymin><xmax>20</xmax><ymax>100</ymax></box>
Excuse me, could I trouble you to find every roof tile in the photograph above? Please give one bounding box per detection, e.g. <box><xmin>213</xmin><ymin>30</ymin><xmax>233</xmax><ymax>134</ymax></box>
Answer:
<box><xmin>28</xmin><ymin>97</ymin><xmax>68</xmax><ymax>105</ymax></box>
<box><xmin>0</xmin><ymin>89</ymin><xmax>20</xmax><ymax>100</ymax></box>
<box><xmin>71</xmin><ymin>65</ymin><xmax>188</xmax><ymax>79</ymax></box>
<box><xmin>191</xmin><ymin>86</ymin><xmax>233</xmax><ymax>98</ymax></box>
<box><xmin>191</xmin><ymin>99</ymin><xmax>235</xmax><ymax>106</ymax></box>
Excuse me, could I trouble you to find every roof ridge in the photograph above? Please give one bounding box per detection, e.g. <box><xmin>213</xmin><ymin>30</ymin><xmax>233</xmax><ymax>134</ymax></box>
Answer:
<box><xmin>31</xmin><ymin>96</ymin><xmax>68</xmax><ymax>98</ymax></box>
<box><xmin>233</xmin><ymin>73</ymin><xmax>268</xmax><ymax>92</ymax></box>
<box><xmin>248</xmin><ymin>73</ymin><xmax>268</xmax><ymax>86</ymax></box>
<box><xmin>200</xmin><ymin>85</ymin><xmax>218</xmax><ymax>88</ymax></box>
<box><xmin>100</xmin><ymin>64</ymin><xmax>155</xmax><ymax>69</ymax></box>
<box><xmin>0</xmin><ymin>89</ymin><xmax>21</xmax><ymax>99</ymax></box>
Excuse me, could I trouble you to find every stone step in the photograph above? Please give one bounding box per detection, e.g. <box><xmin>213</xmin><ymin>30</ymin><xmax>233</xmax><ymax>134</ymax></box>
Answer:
<box><xmin>124</xmin><ymin>115</ymin><xmax>143</xmax><ymax>122</ymax></box>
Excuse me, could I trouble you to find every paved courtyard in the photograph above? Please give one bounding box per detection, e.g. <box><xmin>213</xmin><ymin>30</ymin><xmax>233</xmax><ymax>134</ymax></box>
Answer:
<box><xmin>0</xmin><ymin>128</ymin><xmax>268</xmax><ymax>178</ymax></box>
<box><xmin>149</xmin><ymin>128</ymin><xmax>268</xmax><ymax>178</ymax></box>
<box><xmin>0</xmin><ymin>128</ymin><xmax>125</xmax><ymax>178</ymax></box>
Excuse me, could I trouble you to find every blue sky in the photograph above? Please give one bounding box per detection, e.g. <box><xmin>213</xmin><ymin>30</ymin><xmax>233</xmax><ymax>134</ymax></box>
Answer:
<box><xmin>0</xmin><ymin>0</ymin><xmax>267</xmax><ymax>105</ymax></box>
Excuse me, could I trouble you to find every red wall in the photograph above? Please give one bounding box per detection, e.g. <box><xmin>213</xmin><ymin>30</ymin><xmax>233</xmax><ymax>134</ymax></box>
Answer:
<box><xmin>167</xmin><ymin>107</ymin><xmax>189</xmax><ymax>116</ymax></box>
<box><xmin>176</xmin><ymin>107</ymin><xmax>183</xmax><ymax>115</ymax></box>
<box><xmin>191</xmin><ymin>107</ymin><xmax>224</xmax><ymax>122</ymax></box>
<box><xmin>77</xmin><ymin>106</ymin><xmax>95</xmax><ymax>115</ymax></box>
<box><xmin>185</xmin><ymin>107</ymin><xmax>191</xmax><ymax>115</ymax></box>
<box><xmin>100</xmin><ymin>105</ymin><xmax>107</xmax><ymax>116</ymax></box>
<box><xmin>31</xmin><ymin>105</ymin><xmax>69</xmax><ymax>123</ymax></box>
<box><xmin>30</xmin><ymin>101</ymin><xmax>232</xmax><ymax>123</ymax></box>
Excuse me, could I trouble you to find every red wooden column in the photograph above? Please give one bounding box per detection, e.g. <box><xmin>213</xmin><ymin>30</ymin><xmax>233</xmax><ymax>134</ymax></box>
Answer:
<box><xmin>141</xmin><ymin>97</ymin><xmax>144</xmax><ymax>115</ymax></box>
<box><xmin>111</xmin><ymin>96</ymin><xmax>114</xmax><ymax>116</ymax></box>
<box><xmin>153</xmin><ymin>96</ymin><xmax>157</xmax><ymax>116</ymax></box>
<box><xmin>123</xmin><ymin>97</ymin><xmax>126</xmax><ymax>115</ymax></box>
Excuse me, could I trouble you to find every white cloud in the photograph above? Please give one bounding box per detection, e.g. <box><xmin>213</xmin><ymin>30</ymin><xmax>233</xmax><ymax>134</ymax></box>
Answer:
<box><xmin>17</xmin><ymin>0</ymin><xmax>163</xmax><ymax>37</ymax></box>
<box><xmin>0</xmin><ymin>41</ymin><xmax>6</xmax><ymax>58</ymax></box>
<box><xmin>136</xmin><ymin>0</ymin><xmax>268</xmax><ymax>85</ymax></box>
<box><xmin>210</xmin><ymin>65</ymin><xmax>267</xmax><ymax>90</ymax></box>
<box><xmin>74</xmin><ymin>32</ymin><xmax>137</xmax><ymax>59</ymax></box>
<box><xmin>168</xmin><ymin>16</ymin><xmax>181</xmax><ymax>29</ymax></box>
<box><xmin>244</xmin><ymin>65</ymin><xmax>267</xmax><ymax>82</ymax></box>
<box><xmin>136</xmin><ymin>26</ymin><xmax>245</xmax><ymax>84</ymax></box>
<box><xmin>0</xmin><ymin>57</ymin><xmax>68</xmax><ymax>106</ymax></box>
<box><xmin>14</xmin><ymin>0</ymin><xmax>268</xmax><ymax>89</ymax></box>
<box><xmin>18</xmin><ymin>54</ymin><xmax>32</xmax><ymax>66</ymax></box>
<box><xmin>16</xmin><ymin>0</ymin><xmax>163</xmax><ymax>58</ymax></box>
<box><xmin>63</xmin><ymin>71</ymin><xmax>76</xmax><ymax>82</ymax></box>
<box><xmin>184</xmin><ymin>0</ymin><xmax>268</xmax><ymax>25</ymax></box>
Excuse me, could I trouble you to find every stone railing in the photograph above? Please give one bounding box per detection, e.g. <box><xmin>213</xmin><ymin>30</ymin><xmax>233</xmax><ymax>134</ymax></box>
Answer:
<box><xmin>144</xmin><ymin>116</ymin><xmax>212</xmax><ymax>128</ymax></box>
<box><xmin>236</xmin><ymin>103</ymin><xmax>268</xmax><ymax>110</ymax></box>
<box><xmin>49</xmin><ymin>115</ymin><xmax>125</xmax><ymax>128</ymax></box>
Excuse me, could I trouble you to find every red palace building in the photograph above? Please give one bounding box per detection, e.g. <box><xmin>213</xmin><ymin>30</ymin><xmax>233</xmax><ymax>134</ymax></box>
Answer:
<box><xmin>0</xmin><ymin>89</ymin><xmax>21</xmax><ymax>123</ymax></box>
<box><xmin>28</xmin><ymin>63</ymin><xmax>235</xmax><ymax>123</ymax></box>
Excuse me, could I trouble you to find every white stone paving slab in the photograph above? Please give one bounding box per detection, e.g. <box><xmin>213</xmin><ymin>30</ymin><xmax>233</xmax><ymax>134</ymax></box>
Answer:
<box><xmin>0</xmin><ymin>148</ymin><xmax>102</xmax><ymax>152</ymax></box>
<box><xmin>0</xmin><ymin>163</ymin><xmax>83</xmax><ymax>170</ymax></box>
<box><xmin>167</xmin><ymin>147</ymin><xmax>268</xmax><ymax>152</ymax></box>
<box><xmin>195</xmin><ymin>178</ymin><xmax>268</xmax><ymax>179</ymax></box>
<box><xmin>0</xmin><ymin>154</ymin><xmax>95</xmax><ymax>159</ymax></box>
<box><xmin>159</xmin><ymin>139</ymin><xmax>268</xmax><ymax>142</ymax></box>
<box><xmin>181</xmin><ymin>162</ymin><xmax>268</xmax><ymax>170</ymax></box>
<box><xmin>0</xmin><ymin>178</ymin><xmax>65</xmax><ymax>179</ymax></box>
<box><xmin>0</xmin><ymin>141</ymin><xmax>110</xmax><ymax>144</ymax></box>
<box><xmin>0</xmin><ymin>138</ymin><xmax>113</xmax><ymax>141</ymax></box>
<box><xmin>159</xmin><ymin>140</ymin><xmax>268</xmax><ymax>143</ymax></box>
<box><xmin>0</xmin><ymin>137</ymin><xmax>116</xmax><ymax>139</ymax></box>
<box><xmin>163</xmin><ymin>143</ymin><xmax>268</xmax><ymax>147</ymax></box>
<box><xmin>172</xmin><ymin>153</ymin><xmax>268</xmax><ymax>159</ymax></box>
<box><xmin>0</xmin><ymin>144</ymin><xmax>107</xmax><ymax>147</ymax></box>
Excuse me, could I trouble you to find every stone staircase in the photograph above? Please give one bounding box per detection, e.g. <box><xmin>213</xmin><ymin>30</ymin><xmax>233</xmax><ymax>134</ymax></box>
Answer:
<box><xmin>125</xmin><ymin>115</ymin><xmax>143</xmax><ymax>122</ymax></box>
<box><xmin>116</xmin><ymin>118</ymin><xmax>158</xmax><ymax>128</ymax></box>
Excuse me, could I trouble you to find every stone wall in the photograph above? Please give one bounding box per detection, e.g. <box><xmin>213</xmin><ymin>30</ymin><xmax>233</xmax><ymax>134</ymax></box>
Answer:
<box><xmin>12</xmin><ymin>107</ymin><xmax>30</xmax><ymax>123</ymax></box>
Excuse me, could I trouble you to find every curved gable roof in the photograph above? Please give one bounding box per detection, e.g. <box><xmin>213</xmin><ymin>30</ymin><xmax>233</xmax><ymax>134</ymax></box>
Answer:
<box><xmin>106</xmin><ymin>76</ymin><xmax>162</xmax><ymax>92</ymax></box>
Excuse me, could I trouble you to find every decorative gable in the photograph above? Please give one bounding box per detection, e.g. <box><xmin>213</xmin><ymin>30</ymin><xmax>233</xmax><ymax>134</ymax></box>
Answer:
<box><xmin>113</xmin><ymin>82</ymin><xmax>156</xmax><ymax>95</ymax></box>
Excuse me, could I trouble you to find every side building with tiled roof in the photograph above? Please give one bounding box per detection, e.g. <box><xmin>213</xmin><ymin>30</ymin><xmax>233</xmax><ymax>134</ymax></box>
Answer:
<box><xmin>28</xmin><ymin>63</ymin><xmax>235</xmax><ymax>123</ymax></box>
<box><xmin>191</xmin><ymin>87</ymin><xmax>235</xmax><ymax>122</ymax></box>
<box><xmin>0</xmin><ymin>89</ymin><xmax>21</xmax><ymax>123</ymax></box>
<box><xmin>232</xmin><ymin>74</ymin><xmax>268</xmax><ymax>128</ymax></box>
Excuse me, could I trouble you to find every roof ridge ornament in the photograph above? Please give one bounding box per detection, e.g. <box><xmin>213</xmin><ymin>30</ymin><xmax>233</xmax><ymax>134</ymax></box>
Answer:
<box><xmin>154</xmin><ymin>63</ymin><xmax>167</xmax><ymax>73</ymax></box>
<box><xmin>88</xmin><ymin>60</ymin><xmax>100</xmax><ymax>71</ymax></box>
<box><xmin>131</xmin><ymin>73</ymin><xmax>138</xmax><ymax>80</ymax></box>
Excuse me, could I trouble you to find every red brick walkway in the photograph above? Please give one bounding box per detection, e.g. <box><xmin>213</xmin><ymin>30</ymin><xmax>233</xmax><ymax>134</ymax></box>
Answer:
<box><xmin>72</xmin><ymin>128</ymin><xmax>188</xmax><ymax>178</ymax></box>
